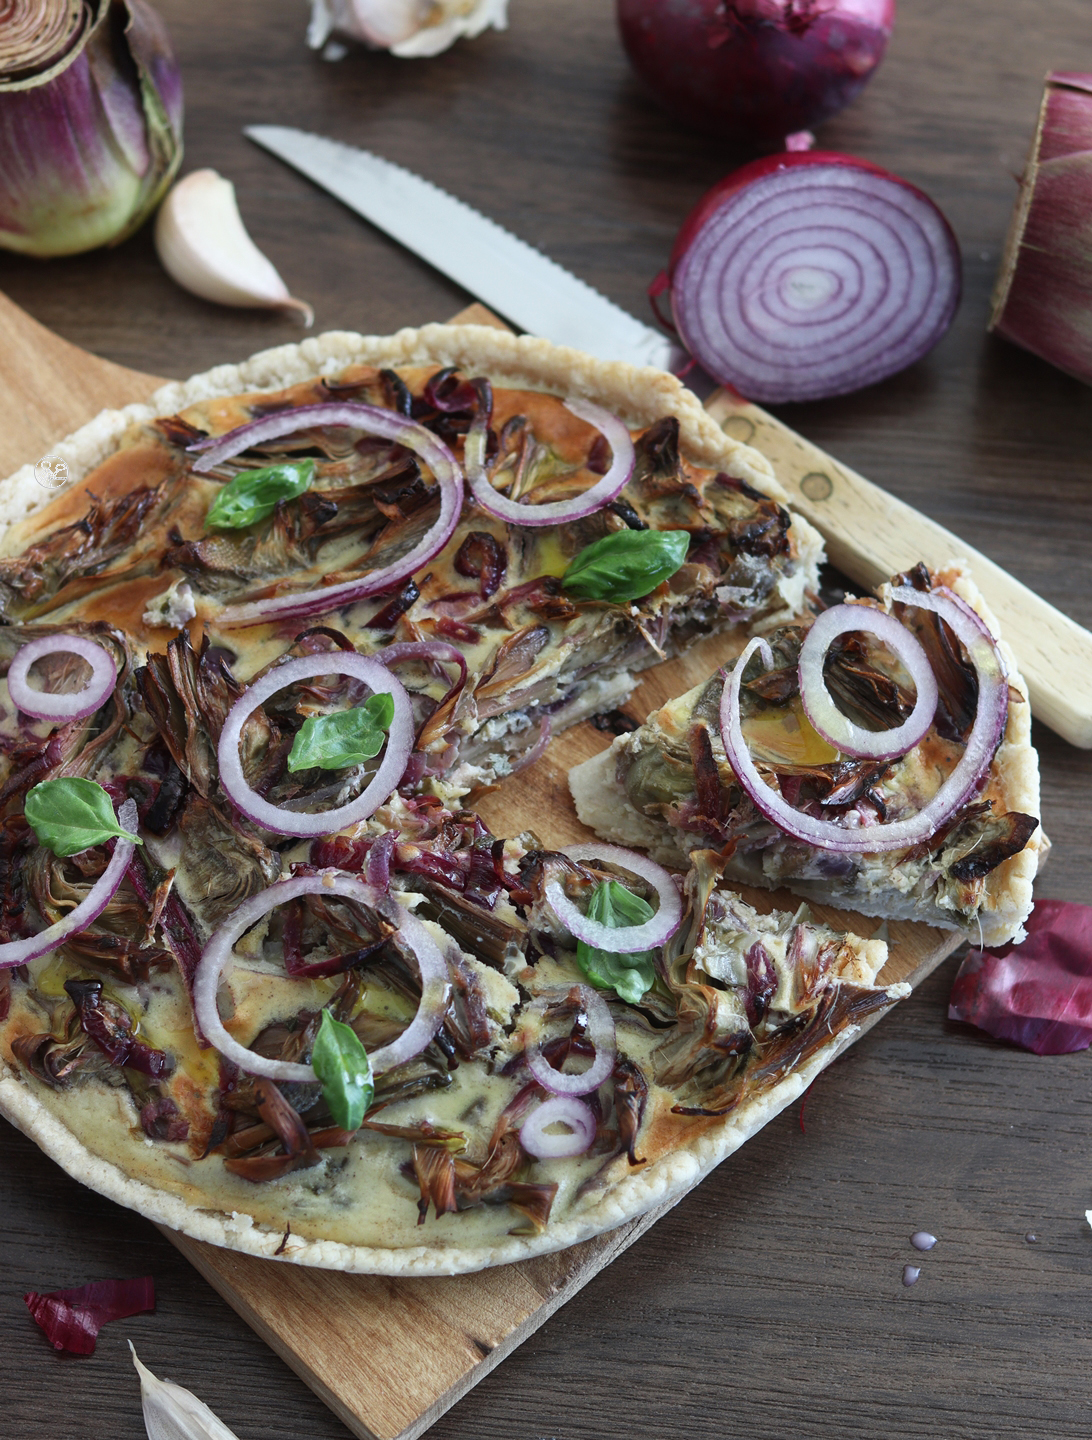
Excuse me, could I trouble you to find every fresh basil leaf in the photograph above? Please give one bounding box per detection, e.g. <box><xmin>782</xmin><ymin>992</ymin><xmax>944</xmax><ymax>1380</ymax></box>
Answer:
<box><xmin>287</xmin><ymin>692</ymin><xmax>395</xmax><ymax>772</ymax></box>
<box><xmin>561</xmin><ymin>528</ymin><xmax>690</xmax><ymax>603</ymax></box>
<box><xmin>25</xmin><ymin>777</ymin><xmax>142</xmax><ymax>858</ymax></box>
<box><xmin>311</xmin><ymin>1010</ymin><xmax>373</xmax><ymax>1133</ymax></box>
<box><xmin>204</xmin><ymin>458</ymin><xmax>315</xmax><ymax>530</ymax></box>
<box><xmin>575</xmin><ymin>879</ymin><xmax>658</xmax><ymax>1005</ymax></box>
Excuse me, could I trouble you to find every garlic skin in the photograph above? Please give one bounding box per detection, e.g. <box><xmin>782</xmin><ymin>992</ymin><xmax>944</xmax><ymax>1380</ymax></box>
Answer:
<box><xmin>307</xmin><ymin>0</ymin><xmax>508</xmax><ymax>59</ymax></box>
<box><xmin>154</xmin><ymin>169</ymin><xmax>313</xmax><ymax>325</ymax></box>
<box><xmin>130</xmin><ymin>1343</ymin><xmax>242</xmax><ymax>1440</ymax></box>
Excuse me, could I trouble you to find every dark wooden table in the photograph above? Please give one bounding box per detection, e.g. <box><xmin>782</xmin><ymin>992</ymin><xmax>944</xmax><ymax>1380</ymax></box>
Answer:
<box><xmin>4</xmin><ymin>2</ymin><xmax>1092</xmax><ymax>1436</ymax></box>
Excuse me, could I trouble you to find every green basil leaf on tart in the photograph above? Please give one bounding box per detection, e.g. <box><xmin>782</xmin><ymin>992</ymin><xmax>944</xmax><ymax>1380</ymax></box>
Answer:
<box><xmin>576</xmin><ymin>880</ymin><xmax>659</xmax><ymax>1004</ymax></box>
<box><xmin>25</xmin><ymin>778</ymin><xmax>142</xmax><ymax>857</ymax></box>
<box><xmin>204</xmin><ymin>458</ymin><xmax>315</xmax><ymax>530</ymax></box>
<box><xmin>561</xmin><ymin>528</ymin><xmax>690</xmax><ymax>603</ymax></box>
<box><xmin>287</xmin><ymin>692</ymin><xmax>396</xmax><ymax>772</ymax></box>
<box><xmin>311</xmin><ymin>1010</ymin><xmax>374</xmax><ymax>1133</ymax></box>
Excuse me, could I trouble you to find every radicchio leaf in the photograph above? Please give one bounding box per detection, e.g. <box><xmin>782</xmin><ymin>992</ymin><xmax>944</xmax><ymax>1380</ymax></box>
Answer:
<box><xmin>24</xmin><ymin>1276</ymin><xmax>155</xmax><ymax>1355</ymax></box>
<box><xmin>948</xmin><ymin>899</ymin><xmax>1092</xmax><ymax>1055</ymax></box>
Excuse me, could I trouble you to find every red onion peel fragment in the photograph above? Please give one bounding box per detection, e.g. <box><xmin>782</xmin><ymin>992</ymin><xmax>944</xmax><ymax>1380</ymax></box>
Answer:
<box><xmin>217</xmin><ymin>653</ymin><xmax>414</xmax><ymax>838</ymax></box>
<box><xmin>193</xmin><ymin>872</ymin><xmax>451</xmax><ymax>1081</ymax></box>
<box><xmin>659</xmin><ymin>151</ymin><xmax>961</xmax><ymax>403</ymax></box>
<box><xmin>990</xmin><ymin>72</ymin><xmax>1092</xmax><ymax>386</ymax></box>
<box><xmin>949</xmin><ymin>899</ymin><xmax>1092</xmax><ymax>1056</ymax></box>
<box><xmin>720</xmin><ymin>586</ymin><xmax>1008</xmax><ymax>852</ymax></box>
<box><xmin>0</xmin><ymin>798</ymin><xmax>139</xmax><ymax>971</ymax></box>
<box><xmin>546</xmin><ymin>842</ymin><xmax>682</xmax><ymax>952</ymax></box>
<box><xmin>188</xmin><ymin>403</ymin><xmax>463</xmax><ymax>628</ymax></box>
<box><xmin>24</xmin><ymin>1276</ymin><xmax>155</xmax><ymax>1355</ymax></box>
<box><xmin>465</xmin><ymin>396</ymin><xmax>635</xmax><ymax>526</ymax></box>
<box><xmin>524</xmin><ymin>985</ymin><xmax>616</xmax><ymax>1096</ymax></box>
<box><xmin>520</xmin><ymin>1095</ymin><xmax>597</xmax><ymax>1159</ymax></box>
<box><xmin>7</xmin><ymin>633</ymin><xmax>117</xmax><ymax>721</ymax></box>
<box><xmin>616</xmin><ymin>0</ymin><xmax>895</xmax><ymax>146</ymax></box>
<box><xmin>797</xmin><ymin>603</ymin><xmax>938</xmax><ymax>759</ymax></box>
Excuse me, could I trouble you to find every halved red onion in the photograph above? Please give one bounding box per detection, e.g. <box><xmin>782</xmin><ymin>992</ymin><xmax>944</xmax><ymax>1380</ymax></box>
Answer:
<box><xmin>797</xmin><ymin>603</ymin><xmax>938</xmax><ymax>760</ymax></box>
<box><xmin>519</xmin><ymin>1095</ymin><xmax>597</xmax><ymax>1160</ymax></box>
<box><xmin>719</xmin><ymin>586</ymin><xmax>1009</xmax><ymax>853</ymax></box>
<box><xmin>188</xmin><ymin>403</ymin><xmax>464</xmax><ymax>628</ymax></box>
<box><xmin>464</xmin><ymin>397</ymin><xmax>635</xmax><ymax>527</ymax></box>
<box><xmin>7</xmin><ymin>635</ymin><xmax>116</xmax><ymax>722</ymax></box>
<box><xmin>524</xmin><ymin>984</ymin><xmax>617</xmax><ymax>1096</ymax></box>
<box><xmin>664</xmin><ymin>153</ymin><xmax>962</xmax><ymax>403</ymax></box>
<box><xmin>217</xmin><ymin>653</ymin><xmax>414</xmax><ymax>837</ymax></box>
<box><xmin>546</xmin><ymin>842</ymin><xmax>682</xmax><ymax>952</ymax></box>
<box><xmin>192</xmin><ymin>872</ymin><xmax>451</xmax><ymax>1081</ymax></box>
<box><xmin>0</xmin><ymin>800</ymin><xmax>139</xmax><ymax>971</ymax></box>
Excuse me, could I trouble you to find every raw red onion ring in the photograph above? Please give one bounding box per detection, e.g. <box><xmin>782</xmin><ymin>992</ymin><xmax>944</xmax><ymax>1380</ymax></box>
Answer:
<box><xmin>519</xmin><ymin>1095</ymin><xmax>597</xmax><ymax>1160</ymax></box>
<box><xmin>665</xmin><ymin>153</ymin><xmax>962</xmax><ymax>403</ymax></box>
<box><xmin>719</xmin><ymin>586</ymin><xmax>1009</xmax><ymax>853</ymax></box>
<box><xmin>545</xmin><ymin>842</ymin><xmax>682</xmax><ymax>952</ymax></box>
<box><xmin>797</xmin><ymin>603</ymin><xmax>938</xmax><ymax>760</ymax></box>
<box><xmin>187</xmin><ymin>404</ymin><xmax>464</xmax><ymax>628</ymax></box>
<box><xmin>0</xmin><ymin>800</ymin><xmax>139</xmax><ymax>971</ymax></box>
<box><xmin>217</xmin><ymin>653</ymin><xmax>414</xmax><ymax>837</ymax></box>
<box><xmin>7</xmin><ymin>634</ymin><xmax>117</xmax><ymax>722</ymax></box>
<box><xmin>524</xmin><ymin>984</ymin><xmax>617</xmax><ymax>1096</ymax></box>
<box><xmin>464</xmin><ymin>397</ymin><xmax>635</xmax><ymax>526</ymax></box>
<box><xmin>192</xmin><ymin>872</ymin><xmax>451</xmax><ymax>1081</ymax></box>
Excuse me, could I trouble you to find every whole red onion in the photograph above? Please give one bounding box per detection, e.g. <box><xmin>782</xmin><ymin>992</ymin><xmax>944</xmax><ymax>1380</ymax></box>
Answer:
<box><xmin>616</xmin><ymin>0</ymin><xmax>896</xmax><ymax>146</ymax></box>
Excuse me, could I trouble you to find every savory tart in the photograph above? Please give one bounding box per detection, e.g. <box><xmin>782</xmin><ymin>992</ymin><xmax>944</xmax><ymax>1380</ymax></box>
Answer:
<box><xmin>0</xmin><ymin>325</ymin><xmax>900</xmax><ymax>1276</ymax></box>
<box><xmin>570</xmin><ymin>561</ymin><xmax>1042</xmax><ymax>947</ymax></box>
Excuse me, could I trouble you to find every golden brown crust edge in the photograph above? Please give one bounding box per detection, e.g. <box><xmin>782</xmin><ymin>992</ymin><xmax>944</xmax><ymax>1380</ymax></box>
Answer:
<box><xmin>931</xmin><ymin>562</ymin><xmax>1041</xmax><ymax>946</ymax></box>
<box><xmin>0</xmin><ymin>324</ymin><xmax>792</xmax><ymax>549</ymax></box>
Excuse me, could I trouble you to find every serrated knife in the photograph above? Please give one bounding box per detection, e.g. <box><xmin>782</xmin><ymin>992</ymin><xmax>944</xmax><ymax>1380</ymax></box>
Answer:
<box><xmin>246</xmin><ymin>122</ymin><xmax>1092</xmax><ymax>747</ymax></box>
<box><xmin>245</xmin><ymin>124</ymin><xmax>677</xmax><ymax>372</ymax></box>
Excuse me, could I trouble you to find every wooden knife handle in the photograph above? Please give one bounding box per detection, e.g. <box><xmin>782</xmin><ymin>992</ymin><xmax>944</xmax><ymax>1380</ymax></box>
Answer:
<box><xmin>706</xmin><ymin>389</ymin><xmax>1092</xmax><ymax>749</ymax></box>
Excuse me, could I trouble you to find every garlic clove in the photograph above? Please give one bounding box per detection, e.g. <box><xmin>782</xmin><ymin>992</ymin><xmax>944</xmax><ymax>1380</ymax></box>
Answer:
<box><xmin>130</xmin><ymin>1342</ymin><xmax>243</xmax><ymax>1440</ymax></box>
<box><xmin>154</xmin><ymin>169</ymin><xmax>313</xmax><ymax>326</ymax></box>
<box><xmin>308</xmin><ymin>0</ymin><xmax>507</xmax><ymax>57</ymax></box>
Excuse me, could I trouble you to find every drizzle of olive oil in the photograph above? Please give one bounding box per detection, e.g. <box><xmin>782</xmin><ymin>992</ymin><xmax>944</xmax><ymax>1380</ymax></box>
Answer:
<box><xmin>742</xmin><ymin>698</ymin><xmax>840</xmax><ymax>767</ymax></box>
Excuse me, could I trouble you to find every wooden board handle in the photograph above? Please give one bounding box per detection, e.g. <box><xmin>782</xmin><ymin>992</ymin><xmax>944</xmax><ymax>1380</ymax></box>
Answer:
<box><xmin>706</xmin><ymin>390</ymin><xmax>1092</xmax><ymax>749</ymax></box>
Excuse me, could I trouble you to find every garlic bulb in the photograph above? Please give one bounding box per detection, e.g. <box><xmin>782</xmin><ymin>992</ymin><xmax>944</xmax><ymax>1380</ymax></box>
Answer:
<box><xmin>307</xmin><ymin>0</ymin><xmax>508</xmax><ymax>59</ymax></box>
<box><xmin>154</xmin><ymin>169</ymin><xmax>313</xmax><ymax>324</ymax></box>
<box><xmin>130</xmin><ymin>1343</ymin><xmax>242</xmax><ymax>1440</ymax></box>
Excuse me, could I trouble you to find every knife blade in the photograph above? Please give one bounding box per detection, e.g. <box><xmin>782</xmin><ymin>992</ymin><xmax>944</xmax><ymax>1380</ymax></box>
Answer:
<box><xmin>245</xmin><ymin>124</ymin><xmax>677</xmax><ymax>372</ymax></box>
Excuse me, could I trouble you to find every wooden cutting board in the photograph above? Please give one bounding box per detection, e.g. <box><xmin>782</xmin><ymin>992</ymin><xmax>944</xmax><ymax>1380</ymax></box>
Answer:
<box><xmin>0</xmin><ymin>288</ymin><xmax>1026</xmax><ymax>1440</ymax></box>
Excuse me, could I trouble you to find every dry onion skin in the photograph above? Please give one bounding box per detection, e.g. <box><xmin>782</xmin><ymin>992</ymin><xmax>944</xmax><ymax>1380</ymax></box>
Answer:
<box><xmin>0</xmin><ymin>0</ymin><xmax>183</xmax><ymax>257</ymax></box>
<box><xmin>990</xmin><ymin>71</ymin><xmax>1092</xmax><ymax>386</ymax></box>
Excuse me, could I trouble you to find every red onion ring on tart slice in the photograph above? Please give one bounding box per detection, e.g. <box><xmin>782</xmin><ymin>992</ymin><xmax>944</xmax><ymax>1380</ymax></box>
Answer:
<box><xmin>719</xmin><ymin>585</ymin><xmax>1009</xmax><ymax>853</ymax></box>
<box><xmin>546</xmin><ymin>842</ymin><xmax>682</xmax><ymax>952</ymax></box>
<box><xmin>188</xmin><ymin>404</ymin><xmax>463</xmax><ymax>628</ymax></box>
<box><xmin>217</xmin><ymin>653</ymin><xmax>414</xmax><ymax>838</ymax></box>
<box><xmin>193</xmin><ymin>872</ymin><xmax>451</xmax><ymax>1081</ymax></box>
<box><xmin>797</xmin><ymin>603</ymin><xmax>938</xmax><ymax>760</ymax></box>
<box><xmin>465</xmin><ymin>397</ymin><xmax>634</xmax><ymax>526</ymax></box>
<box><xmin>0</xmin><ymin>800</ymin><xmax>139</xmax><ymax>971</ymax></box>
<box><xmin>7</xmin><ymin>634</ymin><xmax>116</xmax><ymax>722</ymax></box>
